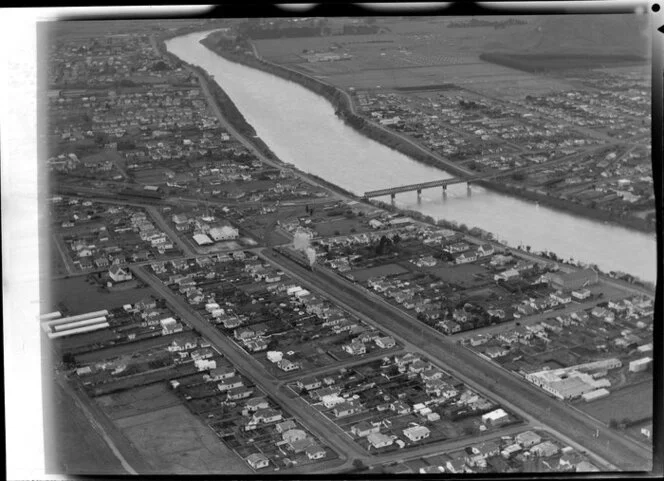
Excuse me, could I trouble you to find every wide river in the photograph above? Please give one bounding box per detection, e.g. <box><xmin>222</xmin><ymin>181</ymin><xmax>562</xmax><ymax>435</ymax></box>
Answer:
<box><xmin>167</xmin><ymin>31</ymin><xmax>656</xmax><ymax>284</ymax></box>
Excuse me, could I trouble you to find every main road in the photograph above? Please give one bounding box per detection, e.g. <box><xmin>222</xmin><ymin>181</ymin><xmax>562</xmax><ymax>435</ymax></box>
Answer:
<box><xmin>259</xmin><ymin>247</ymin><xmax>651</xmax><ymax>471</ymax></box>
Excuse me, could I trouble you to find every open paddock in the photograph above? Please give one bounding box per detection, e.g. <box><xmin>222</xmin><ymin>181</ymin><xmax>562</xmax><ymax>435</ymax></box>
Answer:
<box><xmin>95</xmin><ymin>382</ymin><xmax>181</xmax><ymax>420</ymax></box>
<box><xmin>428</xmin><ymin>263</ymin><xmax>490</xmax><ymax>288</ymax></box>
<box><xmin>576</xmin><ymin>380</ymin><xmax>652</xmax><ymax>425</ymax></box>
<box><xmin>115</xmin><ymin>404</ymin><xmax>252</xmax><ymax>474</ymax></box>
<box><xmin>51</xmin><ymin>275</ymin><xmax>155</xmax><ymax>316</ymax></box>
<box><xmin>350</xmin><ymin>263</ymin><xmax>410</xmax><ymax>282</ymax></box>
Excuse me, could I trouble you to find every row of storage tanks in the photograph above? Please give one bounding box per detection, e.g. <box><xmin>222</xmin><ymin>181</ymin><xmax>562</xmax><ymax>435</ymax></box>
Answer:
<box><xmin>39</xmin><ymin>310</ymin><xmax>110</xmax><ymax>338</ymax></box>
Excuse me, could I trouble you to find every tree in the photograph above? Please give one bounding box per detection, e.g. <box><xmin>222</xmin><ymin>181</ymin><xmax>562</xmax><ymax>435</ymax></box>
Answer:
<box><xmin>352</xmin><ymin>459</ymin><xmax>366</xmax><ymax>471</ymax></box>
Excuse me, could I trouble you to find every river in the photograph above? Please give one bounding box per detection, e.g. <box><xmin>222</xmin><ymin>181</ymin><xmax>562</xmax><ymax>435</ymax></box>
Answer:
<box><xmin>166</xmin><ymin>31</ymin><xmax>656</xmax><ymax>284</ymax></box>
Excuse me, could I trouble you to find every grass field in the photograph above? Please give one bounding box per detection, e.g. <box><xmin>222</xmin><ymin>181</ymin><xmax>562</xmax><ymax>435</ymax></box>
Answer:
<box><xmin>428</xmin><ymin>263</ymin><xmax>488</xmax><ymax>287</ymax></box>
<box><xmin>44</xmin><ymin>380</ymin><xmax>128</xmax><ymax>475</ymax></box>
<box><xmin>115</xmin><ymin>404</ymin><xmax>252</xmax><ymax>474</ymax></box>
<box><xmin>96</xmin><ymin>383</ymin><xmax>181</xmax><ymax>421</ymax></box>
<box><xmin>50</xmin><ymin>276</ymin><xmax>155</xmax><ymax>314</ymax></box>
<box><xmin>577</xmin><ymin>380</ymin><xmax>653</xmax><ymax>425</ymax></box>
<box><xmin>351</xmin><ymin>263</ymin><xmax>409</xmax><ymax>282</ymax></box>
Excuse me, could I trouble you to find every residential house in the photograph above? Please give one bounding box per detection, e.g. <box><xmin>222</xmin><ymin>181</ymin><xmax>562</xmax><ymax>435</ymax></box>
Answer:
<box><xmin>403</xmin><ymin>425</ymin><xmax>430</xmax><ymax>442</ymax></box>
<box><xmin>367</xmin><ymin>432</ymin><xmax>394</xmax><ymax>449</ymax></box>
<box><xmin>530</xmin><ymin>441</ymin><xmax>560</xmax><ymax>457</ymax></box>
<box><xmin>109</xmin><ymin>265</ymin><xmax>132</xmax><ymax>282</ymax></box>
<box><xmin>282</xmin><ymin>429</ymin><xmax>307</xmax><ymax>444</ymax></box>
<box><xmin>252</xmin><ymin>408</ymin><xmax>283</xmax><ymax>424</ymax></box>
<box><xmin>297</xmin><ymin>377</ymin><xmax>322</xmax><ymax>392</ymax></box>
<box><xmin>351</xmin><ymin>421</ymin><xmax>380</xmax><ymax>438</ymax></box>
<box><xmin>275</xmin><ymin>420</ymin><xmax>297</xmax><ymax>434</ymax></box>
<box><xmin>277</xmin><ymin>358</ymin><xmax>299</xmax><ymax>372</ymax></box>
<box><xmin>245</xmin><ymin>397</ymin><xmax>269</xmax><ymax>412</ymax></box>
<box><xmin>305</xmin><ymin>444</ymin><xmax>326</xmax><ymax>460</ymax></box>
<box><xmin>246</xmin><ymin>453</ymin><xmax>269</xmax><ymax>470</ymax></box>
<box><xmin>333</xmin><ymin>400</ymin><xmax>361</xmax><ymax>418</ymax></box>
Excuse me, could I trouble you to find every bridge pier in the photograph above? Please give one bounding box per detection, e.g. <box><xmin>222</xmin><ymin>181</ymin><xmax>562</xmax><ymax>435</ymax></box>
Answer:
<box><xmin>390</xmin><ymin>193</ymin><xmax>396</xmax><ymax>203</ymax></box>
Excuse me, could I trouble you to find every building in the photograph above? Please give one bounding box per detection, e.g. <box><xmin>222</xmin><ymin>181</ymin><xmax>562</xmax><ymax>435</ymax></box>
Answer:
<box><xmin>629</xmin><ymin>357</ymin><xmax>653</xmax><ymax>372</ymax></box>
<box><xmin>367</xmin><ymin>432</ymin><xmax>394</xmax><ymax>449</ymax></box>
<box><xmin>351</xmin><ymin>421</ymin><xmax>379</xmax><ymax>438</ymax></box>
<box><xmin>403</xmin><ymin>425</ymin><xmax>430</xmax><ymax>442</ymax></box>
<box><xmin>275</xmin><ymin>420</ymin><xmax>297</xmax><ymax>434</ymax></box>
<box><xmin>109</xmin><ymin>265</ymin><xmax>132</xmax><ymax>282</ymax></box>
<box><xmin>530</xmin><ymin>441</ymin><xmax>560</xmax><ymax>457</ymax></box>
<box><xmin>581</xmin><ymin>388</ymin><xmax>610</xmax><ymax>402</ymax></box>
<box><xmin>209</xmin><ymin>225</ymin><xmax>239</xmax><ymax>241</ymax></box>
<box><xmin>375</xmin><ymin>336</ymin><xmax>396</xmax><ymax>349</ymax></box>
<box><xmin>282</xmin><ymin>429</ymin><xmax>307</xmax><ymax>444</ymax></box>
<box><xmin>481</xmin><ymin>409</ymin><xmax>509</xmax><ymax>426</ymax></box>
<box><xmin>193</xmin><ymin>233</ymin><xmax>213</xmax><ymax>246</ymax></box>
<box><xmin>246</xmin><ymin>453</ymin><xmax>269</xmax><ymax>470</ymax></box>
<box><xmin>305</xmin><ymin>444</ymin><xmax>326</xmax><ymax>460</ymax></box>
<box><xmin>515</xmin><ymin>431</ymin><xmax>542</xmax><ymax>448</ymax></box>
<box><xmin>333</xmin><ymin>400</ymin><xmax>361</xmax><ymax>418</ymax></box>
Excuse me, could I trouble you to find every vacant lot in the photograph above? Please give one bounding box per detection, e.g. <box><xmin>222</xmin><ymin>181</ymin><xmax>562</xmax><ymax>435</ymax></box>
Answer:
<box><xmin>95</xmin><ymin>383</ymin><xmax>181</xmax><ymax>421</ymax></box>
<box><xmin>50</xmin><ymin>276</ymin><xmax>155</xmax><ymax>315</ymax></box>
<box><xmin>44</xmin><ymin>380</ymin><xmax>128</xmax><ymax>475</ymax></box>
<box><xmin>578</xmin><ymin>380</ymin><xmax>653</xmax><ymax>425</ymax></box>
<box><xmin>116</xmin><ymin>404</ymin><xmax>252</xmax><ymax>474</ymax></box>
<box><xmin>351</xmin><ymin>263</ymin><xmax>409</xmax><ymax>282</ymax></box>
<box><xmin>429</xmin><ymin>263</ymin><xmax>488</xmax><ymax>287</ymax></box>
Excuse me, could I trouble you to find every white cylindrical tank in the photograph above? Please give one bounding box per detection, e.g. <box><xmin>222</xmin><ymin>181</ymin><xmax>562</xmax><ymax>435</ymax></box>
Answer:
<box><xmin>39</xmin><ymin>311</ymin><xmax>62</xmax><ymax>321</ymax></box>
<box><xmin>43</xmin><ymin>310</ymin><xmax>109</xmax><ymax>327</ymax></box>
<box><xmin>52</xmin><ymin>316</ymin><xmax>108</xmax><ymax>332</ymax></box>
<box><xmin>47</xmin><ymin>322</ymin><xmax>110</xmax><ymax>338</ymax></box>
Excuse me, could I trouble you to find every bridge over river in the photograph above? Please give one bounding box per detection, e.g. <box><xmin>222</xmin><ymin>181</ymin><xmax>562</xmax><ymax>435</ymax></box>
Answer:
<box><xmin>363</xmin><ymin>169</ymin><xmax>516</xmax><ymax>200</ymax></box>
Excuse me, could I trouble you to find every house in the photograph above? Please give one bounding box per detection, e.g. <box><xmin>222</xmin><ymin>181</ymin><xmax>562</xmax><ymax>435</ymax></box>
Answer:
<box><xmin>109</xmin><ymin>265</ymin><xmax>132</xmax><ymax>282</ymax></box>
<box><xmin>481</xmin><ymin>408</ymin><xmax>509</xmax><ymax>426</ymax></box>
<box><xmin>253</xmin><ymin>408</ymin><xmax>282</xmax><ymax>424</ymax></box>
<box><xmin>530</xmin><ymin>441</ymin><xmax>560</xmax><ymax>457</ymax></box>
<box><xmin>246</xmin><ymin>397</ymin><xmax>269</xmax><ymax>412</ymax></box>
<box><xmin>515</xmin><ymin>430</ymin><xmax>542</xmax><ymax>448</ymax></box>
<box><xmin>297</xmin><ymin>377</ymin><xmax>322</xmax><ymax>391</ymax></box>
<box><xmin>217</xmin><ymin>376</ymin><xmax>244</xmax><ymax>392</ymax></box>
<box><xmin>305</xmin><ymin>444</ymin><xmax>326</xmax><ymax>460</ymax></box>
<box><xmin>136</xmin><ymin>296</ymin><xmax>157</xmax><ymax>310</ymax></box>
<box><xmin>227</xmin><ymin>386</ymin><xmax>253</xmax><ymax>400</ymax></box>
<box><xmin>289</xmin><ymin>437</ymin><xmax>316</xmax><ymax>454</ymax></box>
<box><xmin>277</xmin><ymin>358</ymin><xmax>299</xmax><ymax>372</ymax></box>
<box><xmin>390</xmin><ymin>400</ymin><xmax>410</xmax><ymax>415</ymax></box>
<box><xmin>454</xmin><ymin>250</ymin><xmax>477</xmax><ymax>264</ymax></box>
<box><xmin>245</xmin><ymin>338</ymin><xmax>269</xmax><ymax>352</ymax></box>
<box><xmin>209</xmin><ymin>225</ymin><xmax>239</xmax><ymax>241</ymax></box>
<box><xmin>351</xmin><ymin>421</ymin><xmax>380</xmax><ymax>438</ymax></box>
<box><xmin>208</xmin><ymin>365</ymin><xmax>235</xmax><ymax>381</ymax></box>
<box><xmin>245</xmin><ymin>453</ymin><xmax>269</xmax><ymax>470</ymax></box>
<box><xmin>367</xmin><ymin>432</ymin><xmax>394</xmax><ymax>449</ymax></box>
<box><xmin>484</xmin><ymin>346</ymin><xmax>509</xmax><ymax>359</ymax></box>
<box><xmin>403</xmin><ymin>425</ymin><xmax>430</xmax><ymax>442</ymax></box>
<box><xmin>471</xmin><ymin>440</ymin><xmax>500</xmax><ymax>458</ymax></box>
<box><xmin>343</xmin><ymin>339</ymin><xmax>366</xmax><ymax>355</ymax></box>
<box><xmin>333</xmin><ymin>400</ymin><xmax>361</xmax><ymax>418</ymax></box>
<box><xmin>275</xmin><ymin>420</ymin><xmax>297</xmax><ymax>434</ymax></box>
<box><xmin>160</xmin><ymin>317</ymin><xmax>183</xmax><ymax>336</ymax></box>
<box><xmin>282</xmin><ymin>429</ymin><xmax>307</xmax><ymax>444</ymax></box>
<box><xmin>375</xmin><ymin>336</ymin><xmax>396</xmax><ymax>349</ymax></box>
<box><xmin>446</xmin><ymin>458</ymin><xmax>468</xmax><ymax>474</ymax></box>
<box><xmin>477</xmin><ymin>244</ymin><xmax>495</xmax><ymax>257</ymax></box>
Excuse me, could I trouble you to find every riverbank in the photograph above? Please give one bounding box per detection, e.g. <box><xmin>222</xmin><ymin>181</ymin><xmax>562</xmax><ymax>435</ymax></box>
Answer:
<box><xmin>199</xmin><ymin>31</ymin><xmax>655</xmax><ymax>235</ymax></box>
<box><xmin>477</xmin><ymin>180</ymin><xmax>656</xmax><ymax>235</ymax></box>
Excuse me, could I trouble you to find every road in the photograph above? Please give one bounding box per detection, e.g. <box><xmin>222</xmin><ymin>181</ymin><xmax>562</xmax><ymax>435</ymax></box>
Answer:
<box><xmin>129</xmin><ymin>262</ymin><xmax>555</xmax><ymax>472</ymax></box>
<box><xmin>145</xmin><ymin>205</ymin><xmax>196</xmax><ymax>257</ymax></box>
<box><xmin>260</xmin><ymin>247</ymin><xmax>650</xmax><ymax>471</ymax></box>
